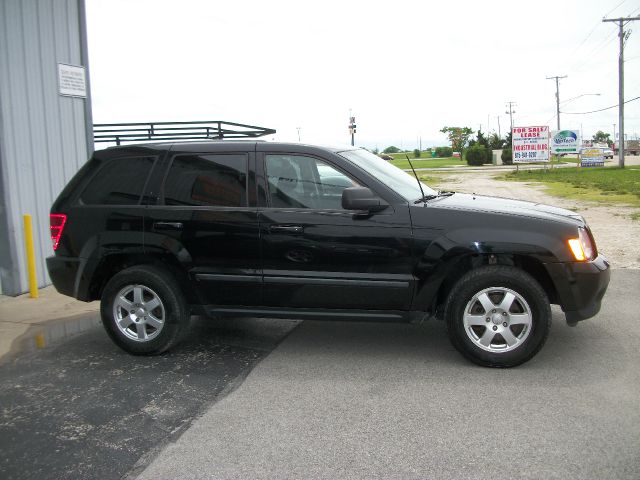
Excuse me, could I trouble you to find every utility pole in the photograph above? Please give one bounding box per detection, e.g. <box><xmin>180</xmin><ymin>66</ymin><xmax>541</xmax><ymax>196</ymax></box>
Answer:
<box><xmin>546</xmin><ymin>75</ymin><xmax>567</xmax><ymax>130</ymax></box>
<box><xmin>296</xmin><ymin>127</ymin><xmax>301</xmax><ymax>142</ymax></box>
<box><xmin>497</xmin><ymin>116</ymin><xmax>501</xmax><ymax>139</ymax></box>
<box><xmin>603</xmin><ymin>16</ymin><xmax>640</xmax><ymax>168</ymax></box>
<box><xmin>505</xmin><ymin>102</ymin><xmax>516</xmax><ymax>138</ymax></box>
<box><xmin>348</xmin><ymin>110</ymin><xmax>356</xmax><ymax>146</ymax></box>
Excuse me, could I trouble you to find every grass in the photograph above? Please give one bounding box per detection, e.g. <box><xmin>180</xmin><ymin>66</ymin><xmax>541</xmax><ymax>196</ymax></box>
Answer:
<box><xmin>388</xmin><ymin>153</ymin><xmax>578</xmax><ymax>170</ymax></box>
<box><xmin>549</xmin><ymin>154</ymin><xmax>580</xmax><ymax>164</ymax></box>
<box><xmin>503</xmin><ymin>165</ymin><xmax>640</xmax><ymax>208</ymax></box>
<box><xmin>417</xmin><ymin>173</ymin><xmax>449</xmax><ymax>186</ymax></box>
<box><xmin>389</xmin><ymin>156</ymin><xmax>465</xmax><ymax>169</ymax></box>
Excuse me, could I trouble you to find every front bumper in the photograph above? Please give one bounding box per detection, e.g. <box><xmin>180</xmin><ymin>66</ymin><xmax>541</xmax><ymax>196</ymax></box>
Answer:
<box><xmin>544</xmin><ymin>254</ymin><xmax>610</xmax><ymax>325</ymax></box>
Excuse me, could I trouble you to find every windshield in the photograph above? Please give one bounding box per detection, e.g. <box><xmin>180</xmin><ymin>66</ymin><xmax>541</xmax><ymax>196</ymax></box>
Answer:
<box><xmin>338</xmin><ymin>149</ymin><xmax>436</xmax><ymax>202</ymax></box>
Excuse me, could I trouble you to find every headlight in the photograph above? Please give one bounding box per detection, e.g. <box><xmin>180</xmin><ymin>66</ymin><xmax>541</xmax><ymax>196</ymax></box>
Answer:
<box><xmin>568</xmin><ymin>227</ymin><xmax>596</xmax><ymax>261</ymax></box>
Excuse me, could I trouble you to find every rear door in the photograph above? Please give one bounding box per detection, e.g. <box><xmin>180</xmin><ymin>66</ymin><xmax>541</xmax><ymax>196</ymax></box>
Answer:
<box><xmin>144</xmin><ymin>145</ymin><xmax>261</xmax><ymax>307</ymax></box>
<box><xmin>257</xmin><ymin>150</ymin><xmax>415</xmax><ymax>312</ymax></box>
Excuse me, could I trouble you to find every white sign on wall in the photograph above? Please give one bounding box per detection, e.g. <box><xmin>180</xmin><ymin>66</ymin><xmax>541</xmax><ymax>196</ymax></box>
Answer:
<box><xmin>512</xmin><ymin>126</ymin><xmax>550</xmax><ymax>163</ymax></box>
<box><xmin>58</xmin><ymin>63</ymin><xmax>86</xmax><ymax>98</ymax></box>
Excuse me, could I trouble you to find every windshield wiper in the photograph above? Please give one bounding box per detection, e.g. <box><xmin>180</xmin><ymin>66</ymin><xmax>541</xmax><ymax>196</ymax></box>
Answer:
<box><xmin>414</xmin><ymin>191</ymin><xmax>455</xmax><ymax>204</ymax></box>
<box><xmin>437</xmin><ymin>190</ymin><xmax>455</xmax><ymax>197</ymax></box>
<box><xmin>414</xmin><ymin>194</ymin><xmax>438</xmax><ymax>204</ymax></box>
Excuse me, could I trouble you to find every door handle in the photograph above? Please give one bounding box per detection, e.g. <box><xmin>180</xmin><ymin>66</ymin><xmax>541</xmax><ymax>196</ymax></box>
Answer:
<box><xmin>269</xmin><ymin>225</ymin><xmax>304</xmax><ymax>234</ymax></box>
<box><xmin>153</xmin><ymin>221</ymin><xmax>183</xmax><ymax>230</ymax></box>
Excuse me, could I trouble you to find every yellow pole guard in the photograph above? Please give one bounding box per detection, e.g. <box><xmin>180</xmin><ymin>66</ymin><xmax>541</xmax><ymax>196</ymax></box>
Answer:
<box><xmin>23</xmin><ymin>214</ymin><xmax>39</xmax><ymax>298</ymax></box>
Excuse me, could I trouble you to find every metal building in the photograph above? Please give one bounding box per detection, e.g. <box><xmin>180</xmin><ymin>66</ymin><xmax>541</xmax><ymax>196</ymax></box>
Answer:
<box><xmin>0</xmin><ymin>0</ymin><xmax>93</xmax><ymax>295</ymax></box>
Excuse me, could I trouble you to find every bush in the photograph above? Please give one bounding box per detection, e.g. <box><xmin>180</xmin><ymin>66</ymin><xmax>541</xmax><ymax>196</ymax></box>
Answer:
<box><xmin>485</xmin><ymin>148</ymin><xmax>494</xmax><ymax>164</ymax></box>
<box><xmin>413</xmin><ymin>149</ymin><xmax>421</xmax><ymax>158</ymax></box>
<box><xmin>383</xmin><ymin>146</ymin><xmax>401</xmax><ymax>154</ymax></box>
<box><xmin>502</xmin><ymin>148</ymin><xmax>513</xmax><ymax>165</ymax></box>
<box><xmin>434</xmin><ymin>146</ymin><xmax>453</xmax><ymax>158</ymax></box>
<box><xmin>466</xmin><ymin>145</ymin><xmax>488</xmax><ymax>166</ymax></box>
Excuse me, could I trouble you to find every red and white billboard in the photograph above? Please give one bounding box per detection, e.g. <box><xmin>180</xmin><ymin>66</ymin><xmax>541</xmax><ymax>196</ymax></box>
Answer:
<box><xmin>512</xmin><ymin>126</ymin><xmax>550</xmax><ymax>163</ymax></box>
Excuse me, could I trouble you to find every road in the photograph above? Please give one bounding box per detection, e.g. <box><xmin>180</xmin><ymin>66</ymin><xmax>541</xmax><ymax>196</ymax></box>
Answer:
<box><xmin>137</xmin><ymin>270</ymin><xmax>640</xmax><ymax>480</ymax></box>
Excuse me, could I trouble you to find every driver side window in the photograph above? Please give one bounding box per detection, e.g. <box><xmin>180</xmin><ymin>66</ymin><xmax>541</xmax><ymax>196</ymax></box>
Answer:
<box><xmin>265</xmin><ymin>155</ymin><xmax>359</xmax><ymax>209</ymax></box>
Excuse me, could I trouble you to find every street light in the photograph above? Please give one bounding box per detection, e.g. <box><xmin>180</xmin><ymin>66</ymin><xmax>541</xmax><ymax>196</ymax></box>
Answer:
<box><xmin>559</xmin><ymin>93</ymin><xmax>600</xmax><ymax>106</ymax></box>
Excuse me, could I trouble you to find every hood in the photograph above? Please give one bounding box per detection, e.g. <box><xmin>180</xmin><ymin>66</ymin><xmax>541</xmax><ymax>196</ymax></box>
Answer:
<box><xmin>424</xmin><ymin>193</ymin><xmax>584</xmax><ymax>226</ymax></box>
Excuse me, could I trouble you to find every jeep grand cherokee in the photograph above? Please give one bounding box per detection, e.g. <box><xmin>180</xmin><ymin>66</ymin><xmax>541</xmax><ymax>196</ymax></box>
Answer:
<box><xmin>47</xmin><ymin>142</ymin><xmax>610</xmax><ymax>367</ymax></box>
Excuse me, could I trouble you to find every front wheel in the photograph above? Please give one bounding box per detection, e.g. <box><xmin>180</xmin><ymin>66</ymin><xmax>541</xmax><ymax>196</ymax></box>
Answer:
<box><xmin>444</xmin><ymin>266</ymin><xmax>551</xmax><ymax>367</ymax></box>
<box><xmin>100</xmin><ymin>265</ymin><xmax>189</xmax><ymax>355</ymax></box>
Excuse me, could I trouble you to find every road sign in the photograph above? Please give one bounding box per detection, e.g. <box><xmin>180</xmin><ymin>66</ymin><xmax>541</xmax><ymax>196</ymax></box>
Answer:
<box><xmin>512</xmin><ymin>126</ymin><xmax>550</xmax><ymax>163</ymax></box>
<box><xmin>581</xmin><ymin>148</ymin><xmax>605</xmax><ymax>167</ymax></box>
<box><xmin>551</xmin><ymin>130</ymin><xmax>580</xmax><ymax>154</ymax></box>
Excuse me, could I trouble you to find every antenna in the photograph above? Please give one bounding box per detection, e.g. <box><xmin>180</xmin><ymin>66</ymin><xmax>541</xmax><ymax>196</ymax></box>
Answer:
<box><xmin>405</xmin><ymin>154</ymin><xmax>426</xmax><ymax>202</ymax></box>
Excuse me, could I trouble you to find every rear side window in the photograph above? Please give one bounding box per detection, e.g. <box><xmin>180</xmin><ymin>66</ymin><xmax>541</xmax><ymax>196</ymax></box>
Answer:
<box><xmin>79</xmin><ymin>156</ymin><xmax>156</xmax><ymax>205</ymax></box>
<box><xmin>163</xmin><ymin>154</ymin><xmax>248</xmax><ymax>207</ymax></box>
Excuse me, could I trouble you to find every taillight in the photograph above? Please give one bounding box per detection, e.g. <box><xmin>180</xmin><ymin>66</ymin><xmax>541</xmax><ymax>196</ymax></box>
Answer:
<box><xmin>50</xmin><ymin>214</ymin><xmax>67</xmax><ymax>251</ymax></box>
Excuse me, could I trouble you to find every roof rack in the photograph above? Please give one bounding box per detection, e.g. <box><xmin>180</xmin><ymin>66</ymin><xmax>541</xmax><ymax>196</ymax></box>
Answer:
<box><xmin>93</xmin><ymin>120</ymin><xmax>276</xmax><ymax>145</ymax></box>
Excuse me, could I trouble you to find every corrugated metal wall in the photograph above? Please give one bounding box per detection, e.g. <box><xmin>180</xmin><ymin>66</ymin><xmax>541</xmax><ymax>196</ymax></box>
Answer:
<box><xmin>0</xmin><ymin>0</ymin><xmax>92</xmax><ymax>295</ymax></box>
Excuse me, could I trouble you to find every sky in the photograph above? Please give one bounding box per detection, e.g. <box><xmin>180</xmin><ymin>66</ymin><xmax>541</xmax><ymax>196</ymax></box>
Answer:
<box><xmin>85</xmin><ymin>0</ymin><xmax>640</xmax><ymax>150</ymax></box>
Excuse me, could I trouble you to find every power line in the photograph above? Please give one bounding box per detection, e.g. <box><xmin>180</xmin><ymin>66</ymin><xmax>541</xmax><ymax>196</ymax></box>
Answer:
<box><xmin>570</xmin><ymin>29</ymin><xmax>619</xmax><ymax>73</ymax></box>
<box><xmin>568</xmin><ymin>1</ymin><xmax>626</xmax><ymax>61</ymax></box>
<box><xmin>561</xmin><ymin>95</ymin><xmax>640</xmax><ymax>114</ymax></box>
<box><xmin>605</xmin><ymin>0</ymin><xmax>628</xmax><ymax>17</ymax></box>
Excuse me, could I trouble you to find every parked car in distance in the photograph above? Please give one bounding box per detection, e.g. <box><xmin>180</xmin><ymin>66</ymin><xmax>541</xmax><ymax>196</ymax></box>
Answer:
<box><xmin>603</xmin><ymin>148</ymin><xmax>614</xmax><ymax>159</ymax></box>
<box><xmin>47</xmin><ymin>142</ymin><xmax>610</xmax><ymax>367</ymax></box>
<box><xmin>378</xmin><ymin>153</ymin><xmax>394</xmax><ymax>161</ymax></box>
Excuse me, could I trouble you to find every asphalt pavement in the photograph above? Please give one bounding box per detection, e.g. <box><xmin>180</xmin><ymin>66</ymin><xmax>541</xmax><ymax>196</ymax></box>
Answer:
<box><xmin>138</xmin><ymin>269</ymin><xmax>640</xmax><ymax>480</ymax></box>
<box><xmin>0</xmin><ymin>316</ymin><xmax>299</xmax><ymax>480</ymax></box>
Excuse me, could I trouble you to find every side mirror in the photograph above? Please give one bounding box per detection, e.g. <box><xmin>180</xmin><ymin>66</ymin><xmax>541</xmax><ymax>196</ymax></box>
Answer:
<box><xmin>342</xmin><ymin>187</ymin><xmax>388</xmax><ymax>213</ymax></box>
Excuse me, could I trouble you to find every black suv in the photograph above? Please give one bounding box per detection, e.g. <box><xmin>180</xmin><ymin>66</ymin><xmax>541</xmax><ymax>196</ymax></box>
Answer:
<box><xmin>47</xmin><ymin>142</ymin><xmax>610</xmax><ymax>367</ymax></box>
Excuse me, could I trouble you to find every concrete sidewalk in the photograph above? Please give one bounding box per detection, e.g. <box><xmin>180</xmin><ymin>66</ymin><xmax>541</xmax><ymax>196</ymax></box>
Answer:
<box><xmin>0</xmin><ymin>287</ymin><xmax>98</xmax><ymax>360</ymax></box>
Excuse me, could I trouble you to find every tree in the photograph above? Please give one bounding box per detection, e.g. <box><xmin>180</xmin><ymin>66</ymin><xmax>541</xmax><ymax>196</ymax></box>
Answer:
<box><xmin>440</xmin><ymin>126</ymin><xmax>473</xmax><ymax>156</ymax></box>
<box><xmin>502</xmin><ymin>148</ymin><xmax>513</xmax><ymax>165</ymax></box>
<box><xmin>469</xmin><ymin>128</ymin><xmax>489</xmax><ymax>150</ymax></box>
<box><xmin>592</xmin><ymin>130</ymin><xmax>612</xmax><ymax>147</ymax></box>
<box><xmin>476</xmin><ymin>129</ymin><xmax>489</xmax><ymax>148</ymax></box>
<box><xmin>383</xmin><ymin>145</ymin><xmax>401</xmax><ymax>154</ymax></box>
<box><xmin>488</xmin><ymin>132</ymin><xmax>504</xmax><ymax>150</ymax></box>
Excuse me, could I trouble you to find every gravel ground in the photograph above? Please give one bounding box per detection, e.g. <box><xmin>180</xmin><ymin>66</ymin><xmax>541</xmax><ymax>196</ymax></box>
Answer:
<box><xmin>431</xmin><ymin>169</ymin><xmax>640</xmax><ymax>269</ymax></box>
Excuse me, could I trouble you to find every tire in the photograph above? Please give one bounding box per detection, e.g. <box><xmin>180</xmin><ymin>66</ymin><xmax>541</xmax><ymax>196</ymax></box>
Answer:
<box><xmin>444</xmin><ymin>266</ymin><xmax>551</xmax><ymax>368</ymax></box>
<box><xmin>100</xmin><ymin>265</ymin><xmax>189</xmax><ymax>355</ymax></box>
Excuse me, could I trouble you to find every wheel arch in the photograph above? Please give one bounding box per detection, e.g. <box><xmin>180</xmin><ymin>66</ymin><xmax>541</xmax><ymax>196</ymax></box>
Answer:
<box><xmin>426</xmin><ymin>253</ymin><xmax>559</xmax><ymax>318</ymax></box>
<box><xmin>84</xmin><ymin>252</ymin><xmax>197</xmax><ymax>306</ymax></box>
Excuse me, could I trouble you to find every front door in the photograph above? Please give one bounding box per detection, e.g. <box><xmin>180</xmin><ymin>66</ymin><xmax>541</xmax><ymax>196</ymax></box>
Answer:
<box><xmin>258</xmin><ymin>153</ymin><xmax>414</xmax><ymax>312</ymax></box>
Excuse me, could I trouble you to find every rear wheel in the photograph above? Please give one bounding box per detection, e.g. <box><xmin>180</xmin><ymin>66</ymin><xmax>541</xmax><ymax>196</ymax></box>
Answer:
<box><xmin>100</xmin><ymin>265</ymin><xmax>189</xmax><ymax>355</ymax></box>
<box><xmin>444</xmin><ymin>266</ymin><xmax>551</xmax><ymax>367</ymax></box>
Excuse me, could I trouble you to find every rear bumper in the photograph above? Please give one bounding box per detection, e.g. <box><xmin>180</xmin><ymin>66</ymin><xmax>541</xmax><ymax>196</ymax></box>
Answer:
<box><xmin>46</xmin><ymin>255</ymin><xmax>89</xmax><ymax>300</ymax></box>
<box><xmin>544</xmin><ymin>254</ymin><xmax>610</xmax><ymax>325</ymax></box>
